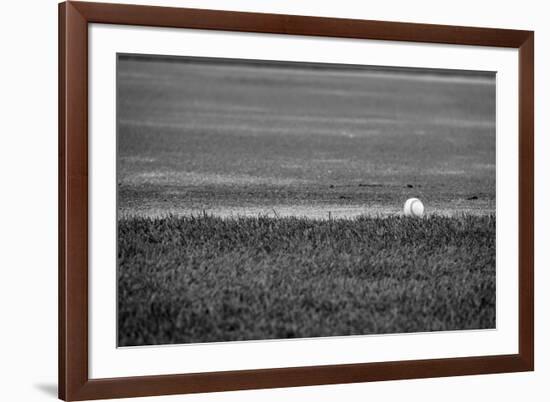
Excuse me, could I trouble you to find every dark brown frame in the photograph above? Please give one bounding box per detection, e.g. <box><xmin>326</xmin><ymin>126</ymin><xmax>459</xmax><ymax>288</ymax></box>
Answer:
<box><xmin>59</xmin><ymin>1</ymin><xmax>534</xmax><ymax>400</ymax></box>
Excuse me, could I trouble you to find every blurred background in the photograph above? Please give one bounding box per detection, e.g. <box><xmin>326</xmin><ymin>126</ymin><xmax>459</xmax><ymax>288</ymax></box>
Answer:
<box><xmin>118</xmin><ymin>55</ymin><xmax>496</xmax><ymax>218</ymax></box>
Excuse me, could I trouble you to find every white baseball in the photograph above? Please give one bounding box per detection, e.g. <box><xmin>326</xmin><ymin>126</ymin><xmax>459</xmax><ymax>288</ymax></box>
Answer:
<box><xmin>404</xmin><ymin>198</ymin><xmax>424</xmax><ymax>217</ymax></box>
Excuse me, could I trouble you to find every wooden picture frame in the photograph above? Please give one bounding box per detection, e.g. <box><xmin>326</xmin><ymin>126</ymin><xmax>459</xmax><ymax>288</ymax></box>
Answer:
<box><xmin>59</xmin><ymin>1</ymin><xmax>534</xmax><ymax>400</ymax></box>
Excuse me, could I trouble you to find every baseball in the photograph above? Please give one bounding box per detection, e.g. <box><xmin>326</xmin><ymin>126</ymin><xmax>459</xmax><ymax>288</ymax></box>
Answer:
<box><xmin>404</xmin><ymin>198</ymin><xmax>424</xmax><ymax>217</ymax></box>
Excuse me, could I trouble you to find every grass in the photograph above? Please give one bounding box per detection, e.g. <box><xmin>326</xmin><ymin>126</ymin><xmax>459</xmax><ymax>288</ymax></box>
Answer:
<box><xmin>118</xmin><ymin>214</ymin><xmax>496</xmax><ymax>346</ymax></box>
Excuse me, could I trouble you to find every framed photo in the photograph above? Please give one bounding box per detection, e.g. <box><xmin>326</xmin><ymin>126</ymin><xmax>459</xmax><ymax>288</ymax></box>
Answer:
<box><xmin>59</xmin><ymin>1</ymin><xmax>534</xmax><ymax>400</ymax></box>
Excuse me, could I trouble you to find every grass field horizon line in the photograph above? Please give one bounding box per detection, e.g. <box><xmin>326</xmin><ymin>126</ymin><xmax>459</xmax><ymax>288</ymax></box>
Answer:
<box><xmin>118</xmin><ymin>210</ymin><xmax>497</xmax><ymax>222</ymax></box>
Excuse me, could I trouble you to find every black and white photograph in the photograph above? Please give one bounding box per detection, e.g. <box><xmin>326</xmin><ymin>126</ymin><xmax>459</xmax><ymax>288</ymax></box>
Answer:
<box><xmin>117</xmin><ymin>54</ymin><xmax>496</xmax><ymax>347</ymax></box>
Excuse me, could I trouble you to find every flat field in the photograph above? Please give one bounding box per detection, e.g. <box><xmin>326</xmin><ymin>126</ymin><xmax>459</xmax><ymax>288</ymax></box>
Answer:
<box><xmin>117</xmin><ymin>56</ymin><xmax>496</xmax><ymax>346</ymax></box>
<box><xmin>117</xmin><ymin>56</ymin><xmax>496</xmax><ymax>218</ymax></box>
<box><xmin>118</xmin><ymin>214</ymin><xmax>496</xmax><ymax>346</ymax></box>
